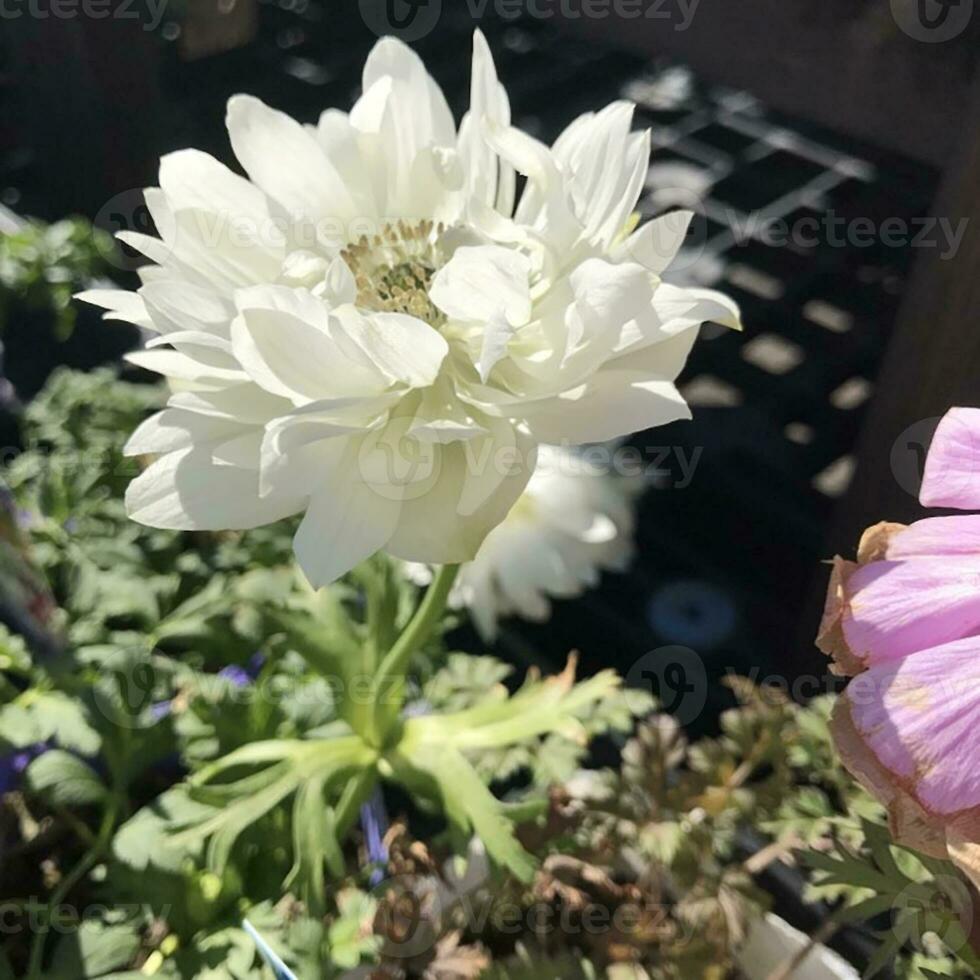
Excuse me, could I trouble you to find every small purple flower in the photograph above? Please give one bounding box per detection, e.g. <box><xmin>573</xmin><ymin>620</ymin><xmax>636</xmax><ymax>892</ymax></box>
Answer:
<box><xmin>0</xmin><ymin>742</ymin><xmax>48</xmax><ymax>793</ymax></box>
<box><xmin>218</xmin><ymin>652</ymin><xmax>266</xmax><ymax>688</ymax></box>
<box><xmin>360</xmin><ymin>787</ymin><xmax>389</xmax><ymax>886</ymax></box>
<box><xmin>218</xmin><ymin>665</ymin><xmax>251</xmax><ymax>687</ymax></box>
<box><xmin>149</xmin><ymin>700</ymin><xmax>173</xmax><ymax>722</ymax></box>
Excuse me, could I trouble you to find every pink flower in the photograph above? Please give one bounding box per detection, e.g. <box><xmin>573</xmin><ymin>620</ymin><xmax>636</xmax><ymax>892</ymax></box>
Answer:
<box><xmin>818</xmin><ymin>408</ymin><xmax>980</xmax><ymax>888</ymax></box>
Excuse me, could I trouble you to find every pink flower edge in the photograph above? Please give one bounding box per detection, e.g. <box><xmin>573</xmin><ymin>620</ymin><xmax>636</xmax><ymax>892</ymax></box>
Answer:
<box><xmin>920</xmin><ymin>407</ymin><xmax>980</xmax><ymax>510</ymax></box>
<box><xmin>832</xmin><ymin>697</ymin><xmax>980</xmax><ymax>889</ymax></box>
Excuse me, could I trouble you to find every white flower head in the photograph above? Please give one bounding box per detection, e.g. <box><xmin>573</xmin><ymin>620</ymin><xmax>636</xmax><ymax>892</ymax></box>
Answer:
<box><xmin>408</xmin><ymin>444</ymin><xmax>641</xmax><ymax>640</ymax></box>
<box><xmin>80</xmin><ymin>32</ymin><xmax>739</xmax><ymax>588</ymax></box>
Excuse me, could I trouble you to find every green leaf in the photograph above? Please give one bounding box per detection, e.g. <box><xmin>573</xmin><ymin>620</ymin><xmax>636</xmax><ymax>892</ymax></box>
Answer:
<box><xmin>26</xmin><ymin>749</ymin><xmax>105</xmax><ymax>805</ymax></box>
<box><xmin>0</xmin><ymin>691</ymin><xmax>101</xmax><ymax>755</ymax></box>
<box><xmin>113</xmin><ymin>787</ymin><xmax>216</xmax><ymax>872</ymax></box>
<box><xmin>269</xmin><ymin>593</ymin><xmax>361</xmax><ymax>680</ymax></box>
<box><xmin>408</xmin><ymin>665</ymin><xmax>621</xmax><ymax>751</ymax></box>
<box><xmin>285</xmin><ymin>774</ymin><xmax>345</xmax><ymax>912</ymax></box>
<box><xmin>327</xmin><ymin>890</ymin><xmax>379</xmax><ymax>970</ymax></box>
<box><xmin>403</xmin><ymin>744</ymin><xmax>536</xmax><ymax>882</ymax></box>
<box><xmin>47</xmin><ymin>919</ymin><xmax>141</xmax><ymax>979</ymax></box>
<box><xmin>174</xmin><ymin>736</ymin><xmax>376</xmax><ymax>880</ymax></box>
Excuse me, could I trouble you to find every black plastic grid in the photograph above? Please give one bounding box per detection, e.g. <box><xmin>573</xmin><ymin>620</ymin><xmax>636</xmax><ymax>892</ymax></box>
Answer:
<box><xmin>0</xmin><ymin>6</ymin><xmax>940</xmax><ymax>710</ymax></box>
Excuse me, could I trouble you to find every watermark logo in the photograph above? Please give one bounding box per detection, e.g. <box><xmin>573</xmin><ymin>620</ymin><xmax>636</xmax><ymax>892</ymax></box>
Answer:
<box><xmin>94</xmin><ymin>188</ymin><xmax>165</xmax><ymax>271</ymax></box>
<box><xmin>626</xmin><ymin>645</ymin><xmax>707</xmax><ymax>725</ymax></box>
<box><xmin>890</xmin><ymin>417</ymin><xmax>941</xmax><ymax>498</ymax></box>
<box><xmin>90</xmin><ymin>647</ymin><xmax>168</xmax><ymax>730</ymax></box>
<box><xmin>891</xmin><ymin>0</ymin><xmax>973</xmax><ymax>41</ymax></box>
<box><xmin>892</xmin><ymin>874</ymin><xmax>975</xmax><ymax>954</ymax></box>
<box><xmin>359</xmin><ymin>0</ymin><xmax>442</xmax><ymax>41</ymax></box>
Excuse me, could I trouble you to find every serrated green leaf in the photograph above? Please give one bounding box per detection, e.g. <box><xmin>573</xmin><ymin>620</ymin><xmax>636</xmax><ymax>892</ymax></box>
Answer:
<box><xmin>26</xmin><ymin>749</ymin><xmax>105</xmax><ymax>805</ymax></box>
<box><xmin>0</xmin><ymin>691</ymin><xmax>100</xmax><ymax>755</ymax></box>
<box><xmin>407</xmin><ymin>744</ymin><xmax>536</xmax><ymax>882</ymax></box>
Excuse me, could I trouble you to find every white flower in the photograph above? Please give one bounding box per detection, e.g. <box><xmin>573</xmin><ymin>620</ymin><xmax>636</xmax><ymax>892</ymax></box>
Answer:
<box><xmin>79</xmin><ymin>31</ymin><xmax>739</xmax><ymax>588</ymax></box>
<box><xmin>408</xmin><ymin>444</ymin><xmax>641</xmax><ymax>640</ymax></box>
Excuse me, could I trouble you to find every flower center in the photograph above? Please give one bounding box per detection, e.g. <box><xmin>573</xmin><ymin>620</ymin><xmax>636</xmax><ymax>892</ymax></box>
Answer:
<box><xmin>341</xmin><ymin>220</ymin><xmax>446</xmax><ymax>327</ymax></box>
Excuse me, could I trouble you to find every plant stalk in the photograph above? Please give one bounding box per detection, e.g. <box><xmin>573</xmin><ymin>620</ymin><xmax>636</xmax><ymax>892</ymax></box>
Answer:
<box><xmin>370</xmin><ymin>564</ymin><xmax>459</xmax><ymax>744</ymax></box>
<box><xmin>26</xmin><ymin>798</ymin><xmax>118</xmax><ymax>980</ymax></box>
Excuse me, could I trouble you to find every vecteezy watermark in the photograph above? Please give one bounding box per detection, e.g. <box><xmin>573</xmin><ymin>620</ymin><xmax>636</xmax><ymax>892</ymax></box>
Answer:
<box><xmin>891</xmin><ymin>0</ymin><xmax>974</xmax><ymax>42</ymax></box>
<box><xmin>467</xmin><ymin>0</ymin><xmax>701</xmax><ymax>30</ymax></box>
<box><xmin>892</xmin><ymin>874</ymin><xmax>976</xmax><ymax>955</ymax></box>
<box><xmin>358</xmin><ymin>0</ymin><xmax>700</xmax><ymax>39</ymax></box>
<box><xmin>369</xmin><ymin>870</ymin><xmax>694</xmax><ymax>962</ymax></box>
<box><xmin>359</xmin><ymin>0</ymin><xmax>442</xmax><ymax>41</ymax></box>
<box><xmin>890</xmin><ymin>416</ymin><xmax>943</xmax><ymax>498</ymax></box>
<box><xmin>726</xmin><ymin>210</ymin><xmax>969</xmax><ymax>261</ymax></box>
<box><xmin>0</xmin><ymin>0</ymin><xmax>168</xmax><ymax>30</ymax></box>
<box><xmin>0</xmin><ymin>901</ymin><xmax>163</xmax><ymax>935</ymax></box>
<box><xmin>355</xmin><ymin>437</ymin><xmax>705</xmax><ymax>507</ymax></box>
<box><xmin>625</xmin><ymin>646</ymin><xmax>707</xmax><ymax>724</ymax></box>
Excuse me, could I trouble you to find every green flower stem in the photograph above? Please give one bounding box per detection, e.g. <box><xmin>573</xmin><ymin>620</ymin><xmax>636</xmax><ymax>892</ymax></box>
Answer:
<box><xmin>333</xmin><ymin>767</ymin><xmax>378</xmax><ymax>840</ymax></box>
<box><xmin>26</xmin><ymin>797</ymin><xmax>119</xmax><ymax>980</ymax></box>
<box><xmin>371</xmin><ymin>564</ymin><xmax>459</xmax><ymax>744</ymax></box>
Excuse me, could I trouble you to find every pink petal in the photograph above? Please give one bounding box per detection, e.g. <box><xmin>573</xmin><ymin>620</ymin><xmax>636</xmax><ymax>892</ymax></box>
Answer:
<box><xmin>816</xmin><ymin>557</ymin><xmax>866</xmax><ymax>675</ymax></box>
<box><xmin>885</xmin><ymin>514</ymin><xmax>980</xmax><ymax>559</ymax></box>
<box><xmin>845</xmin><ymin>636</ymin><xmax>980</xmax><ymax>815</ymax></box>
<box><xmin>842</xmin><ymin>555</ymin><xmax>980</xmax><ymax>663</ymax></box>
<box><xmin>831</xmin><ymin>697</ymin><xmax>949</xmax><ymax>859</ymax></box>
<box><xmin>920</xmin><ymin>407</ymin><xmax>980</xmax><ymax>510</ymax></box>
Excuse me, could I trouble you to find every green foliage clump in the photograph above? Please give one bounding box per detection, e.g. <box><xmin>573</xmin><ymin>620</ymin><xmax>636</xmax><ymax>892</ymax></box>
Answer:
<box><xmin>0</xmin><ymin>219</ymin><xmax>116</xmax><ymax>340</ymax></box>
<box><xmin>1</xmin><ymin>369</ymin><xmax>979</xmax><ymax>980</ymax></box>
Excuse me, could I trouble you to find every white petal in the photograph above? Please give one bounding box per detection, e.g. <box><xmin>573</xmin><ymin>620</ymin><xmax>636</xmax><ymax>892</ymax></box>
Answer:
<box><xmin>231</xmin><ymin>292</ymin><xmax>387</xmax><ymax>402</ymax></box>
<box><xmin>359</xmin><ymin>37</ymin><xmax>455</xmax><ymax>149</ymax></box>
<box><xmin>430</xmin><ymin>244</ymin><xmax>531</xmax><ymax>325</ymax></box>
<box><xmin>140</xmin><ymin>280</ymin><xmax>234</xmax><ymax>337</ymax></box>
<box><xmin>552</xmin><ymin>102</ymin><xmax>646</xmax><ymax>247</ymax></box>
<box><xmin>226</xmin><ymin>95</ymin><xmax>364</xmax><ymax>226</ymax></box>
<box><xmin>653</xmin><ymin>283</ymin><xmax>742</xmax><ymax>333</ymax></box>
<box><xmin>458</xmin><ymin>29</ymin><xmax>514</xmax><ymax>213</ymax></box>
<box><xmin>256</xmin><ymin>389</ymin><xmax>408</xmax><ymax>499</ymax></box>
<box><xmin>212</xmin><ymin>430</ymin><xmax>263</xmax><ymax>469</ymax></box>
<box><xmin>386</xmin><ymin>427</ymin><xmax>535</xmax><ymax>564</ymax></box>
<box><xmin>168</xmin><ymin>384</ymin><xmax>291</xmax><ymax>425</ymax></box>
<box><xmin>158</xmin><ymin>149</ymin><xmax>271</xmax><ymax>224</ymax></box>
<box><xmin>407</xmin><ymin>382</ymin><xmax>489</xmax><ymax>443</ymax></box>
<box><xmin>521</xmin><ymin>373</ymin><xmax>691</xmax><ymax>444</ymax></box>
<box><xmin>335</xmin><ymin>308</ymin><xmax>448</xmax><ymax>389</ymax></box>
<box><xmin>319</xmin><ymin>257</ymin><xmax>358</xmax><ymax>306</ymax></box>
<box><xmin>124</xmin><ymin>407</ymin><xmax>248</xmax><ymax>457</ymax></box>
<box><xmin>125</xmin><ymin>349</ymin><xmax>246</xmax><ymax>387</ymax></box>
<box><xmin>116</xmin><ymin>230</ymin><xmax>176</xmax><ymax>269</ymax></box>
<box><xmin>618</xmin><ymin>210</ymin><xmax>694</xmax><ymax>275</ymax></box>
<box><xmin>292</xmin><ymin>445</ymin><xmax>401</xmax><ymax>587</ymax></box>
<box><xmin>313</xmin><ymin>108</ymin><xmax>380</xmax><ymax>221</ymax></box>
<box><xmin>262</xmin><ymin>394</ymin><xmax>396</xmax><ymax>466</ymax></box>
<box><xmin>485</xmin><ymin>121</ymin><xmax>580</xmax><ymax>250</ymax></box>
<box><xmin>476</xmin><ymin>311</ymin><xmax>517</xmax><ymax>384</ymax></box>
<box><xmin>166</xmin><ymin>208</ymin><xmax>284</xmax><ymax>290</ymax></box>
<box><xmin>565</xmin><ymin>258</ymin><xmax>652</xmax><ymax>357</ymax></box>
<box><xmin>75</xmin><ymin>289</ymin><xmax>152</xmax><ymax>329</ymax></box>
<box><xmin>608</xmin><ymin>323</ymin><xmax>700</xmax><ymax>381</ymax></box>
<box><xmin>144</xmin><ymin>331</ymin><xmax>239</xmax><ymax>377</ymax></box>
<box><xmin>126</xmin><ymin>446</ymin><xmax>303</xmax><ymax>530</ymax></box>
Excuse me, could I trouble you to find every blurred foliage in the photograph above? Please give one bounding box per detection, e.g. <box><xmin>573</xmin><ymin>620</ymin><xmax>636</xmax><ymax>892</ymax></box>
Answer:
<box><xmin>0</xmin><ymin>218</ymin><xmax>115</xmax><ymax>341</ymax></box>
<box><xmin>0</xmin><ymin>369</ymin><xmax>979</xmax><ymax>980</ymax></box>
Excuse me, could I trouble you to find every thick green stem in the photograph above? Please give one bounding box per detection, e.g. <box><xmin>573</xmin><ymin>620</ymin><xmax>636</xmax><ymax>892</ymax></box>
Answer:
<box><xmin>334</xmin><ymin>767</ymin><xmax>378</xmax><ymax>841</ymax></box>
<box><xmin>371</xmin><ymin>564</ymin><xmax>459</xmax><ymax>743</ymax></box>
